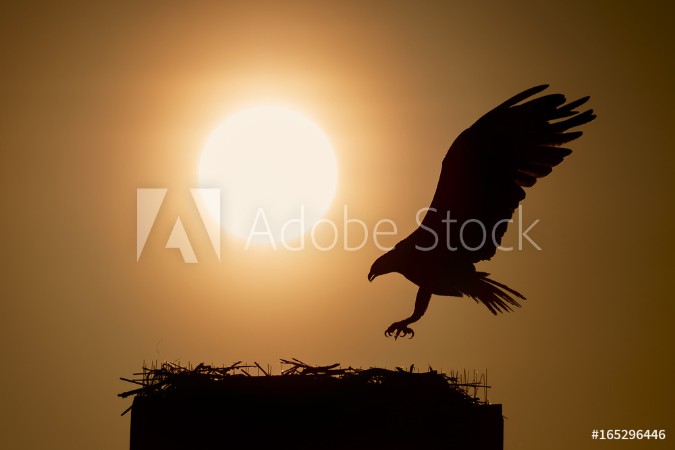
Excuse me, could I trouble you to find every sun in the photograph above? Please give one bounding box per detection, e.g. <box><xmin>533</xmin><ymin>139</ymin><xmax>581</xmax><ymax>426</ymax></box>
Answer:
<box><xmin>197</xmin><ymin>105</ymin><xmax>338</xmax><ymax>245</ymax></box>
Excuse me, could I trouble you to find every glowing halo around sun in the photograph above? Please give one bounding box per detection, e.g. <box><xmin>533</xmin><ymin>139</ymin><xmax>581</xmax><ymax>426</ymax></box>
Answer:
<box><xmin>198</xmin><ymin>105</ymin><xmax>338</xmax><ymax>246</ymax></box>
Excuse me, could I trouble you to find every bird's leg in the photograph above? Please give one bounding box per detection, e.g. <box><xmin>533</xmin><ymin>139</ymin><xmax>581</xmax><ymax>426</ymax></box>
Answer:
<box><xmin>385</xmin><ymin>287</ymin><xmax>432</xmax><ymax>339</ymax></box>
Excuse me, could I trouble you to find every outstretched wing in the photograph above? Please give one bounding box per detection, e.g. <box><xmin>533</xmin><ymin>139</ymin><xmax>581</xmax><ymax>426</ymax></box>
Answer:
<box><xmin>413</xmin><ymin>84</ymin><xmax>595</xmax><ymax>262</ymax></box>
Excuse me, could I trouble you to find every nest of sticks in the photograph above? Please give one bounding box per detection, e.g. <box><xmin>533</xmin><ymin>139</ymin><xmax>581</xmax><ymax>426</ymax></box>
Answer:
<box><xmin>119</xmin><ymin>358</ymin><xmax>489</xmax><ymax>416</ymax></box>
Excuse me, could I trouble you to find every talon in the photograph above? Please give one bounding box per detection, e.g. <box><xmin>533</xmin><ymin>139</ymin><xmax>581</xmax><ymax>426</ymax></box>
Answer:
<box><xmin>385</xmin><ymin>321</ymin><xmax>416</xmax><ymax>340</ymax></box>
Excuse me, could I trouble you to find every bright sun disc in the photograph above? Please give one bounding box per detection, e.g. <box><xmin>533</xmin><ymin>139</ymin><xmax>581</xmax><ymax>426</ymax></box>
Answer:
<box><xmin>198</xmin><ymin>105</ymin><xmax>338</xmax><ymax>245</ymax></box>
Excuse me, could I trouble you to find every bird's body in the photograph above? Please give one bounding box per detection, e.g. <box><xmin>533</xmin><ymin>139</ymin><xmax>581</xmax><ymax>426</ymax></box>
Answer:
<box><xmin>368</xmin><ymin>85</ymin><xmax>595</xmax><ymax>338</ymax></box>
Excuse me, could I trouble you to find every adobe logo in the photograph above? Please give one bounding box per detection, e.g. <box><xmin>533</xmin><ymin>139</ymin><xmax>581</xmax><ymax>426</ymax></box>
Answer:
<box><xmin>136</xmin><ymin>188</ymin><xmax>220</xmax><ymax>263</ymax></box>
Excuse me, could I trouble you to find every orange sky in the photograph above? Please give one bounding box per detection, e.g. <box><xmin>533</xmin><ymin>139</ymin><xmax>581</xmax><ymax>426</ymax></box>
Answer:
<box><xmin>1</xmin><ymin>1</ymin><xmax>674</xmax><ymax>449</ymax></box>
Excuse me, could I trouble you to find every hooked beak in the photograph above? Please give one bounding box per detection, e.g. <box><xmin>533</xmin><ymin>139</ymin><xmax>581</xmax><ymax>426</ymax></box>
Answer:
<box><xmin>368</xmin><ymin>271</ymin><xmax>376</xmax><ymax>282</ymax></box>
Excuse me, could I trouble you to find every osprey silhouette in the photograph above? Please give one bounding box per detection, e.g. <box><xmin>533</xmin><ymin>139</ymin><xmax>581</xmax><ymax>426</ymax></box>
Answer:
<box><xmin>368</xmin><ymin>85</ymin><xmax>595</xmax><ymax>339</ymax></box>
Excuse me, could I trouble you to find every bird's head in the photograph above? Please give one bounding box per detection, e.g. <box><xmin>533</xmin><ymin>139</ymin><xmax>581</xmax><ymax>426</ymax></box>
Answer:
<box><xmin>368</xmin><ymin>251</ymin><xmax>398</xmax><ymax>282</ymax></box>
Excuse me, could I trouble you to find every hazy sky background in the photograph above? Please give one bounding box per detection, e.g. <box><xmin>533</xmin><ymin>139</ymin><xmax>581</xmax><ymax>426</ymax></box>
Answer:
<box><xmin>1</xmin><ymin>1</ymin><xmax>673</xmax><ymax>449</ymax></box>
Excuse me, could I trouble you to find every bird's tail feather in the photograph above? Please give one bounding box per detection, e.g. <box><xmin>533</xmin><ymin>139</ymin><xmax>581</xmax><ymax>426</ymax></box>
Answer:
<box><xmin>462</xmin><ymin>272</ymin><xmax>525</xmax><ymax>314</ymax></box>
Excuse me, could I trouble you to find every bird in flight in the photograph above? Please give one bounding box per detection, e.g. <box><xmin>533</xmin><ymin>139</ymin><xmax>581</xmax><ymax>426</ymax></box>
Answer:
<box><xmin>368</xmin><ymin>85</ymin><xmax>595</xmax><ymax>339</ymax></box>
